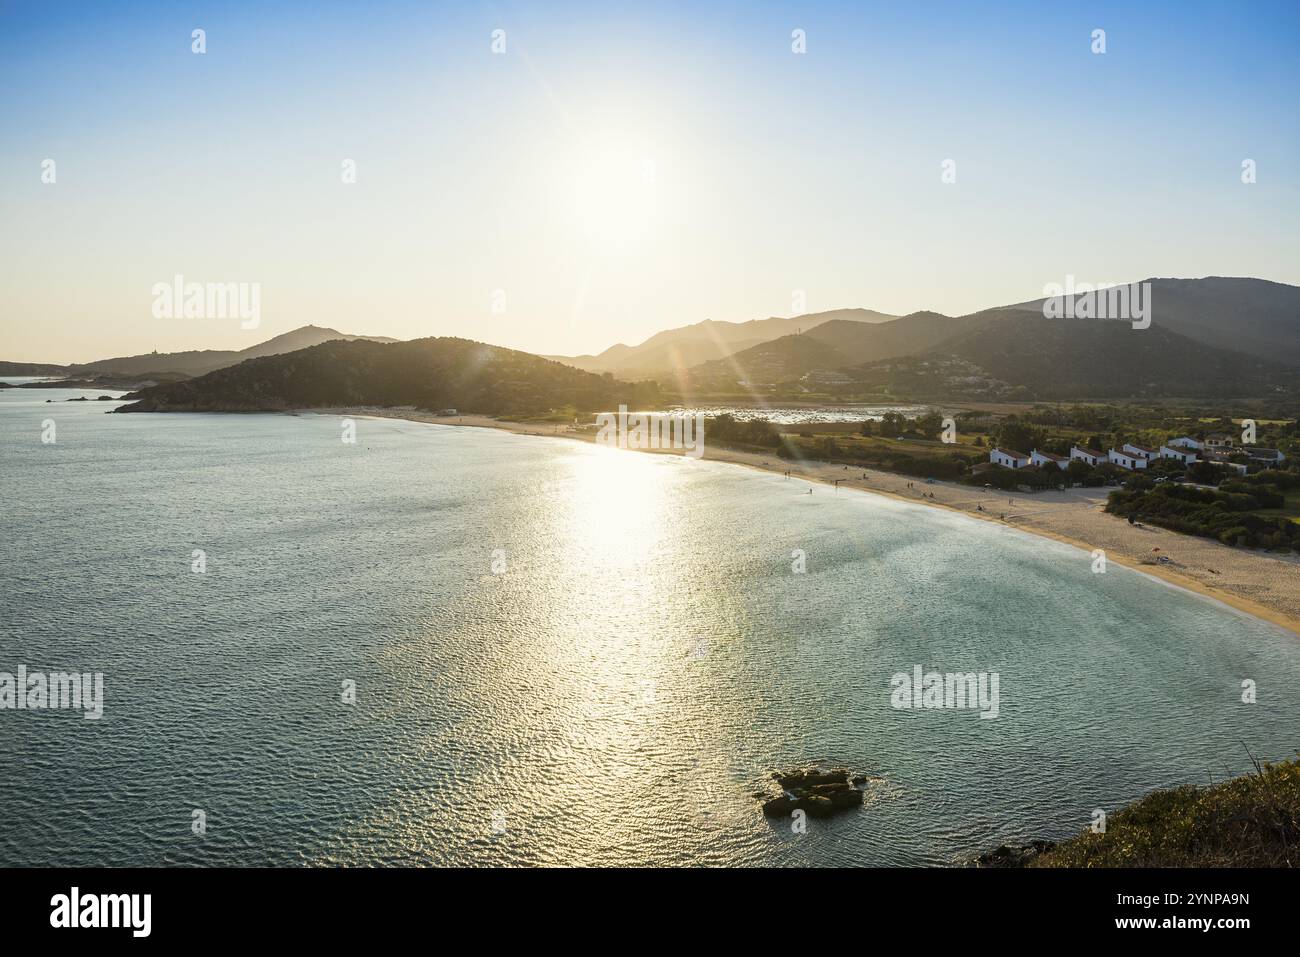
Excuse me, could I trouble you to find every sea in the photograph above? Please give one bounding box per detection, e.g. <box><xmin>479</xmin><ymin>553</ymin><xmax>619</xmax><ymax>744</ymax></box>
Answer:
<box><xmin>2</xmin><ymin>381</ymin><xmax>1298</xmax><ymax>866</ymax></box>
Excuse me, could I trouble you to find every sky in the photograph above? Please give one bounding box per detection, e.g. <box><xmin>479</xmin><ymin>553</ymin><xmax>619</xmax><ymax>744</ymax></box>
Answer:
<box><xmin>1</xmin><ymin>0</ymin><xmax>1298</xmax><ymax>363</ymax></box>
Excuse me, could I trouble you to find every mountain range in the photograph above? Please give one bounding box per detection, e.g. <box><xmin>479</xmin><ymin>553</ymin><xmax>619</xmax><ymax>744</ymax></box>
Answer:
<box><xmin>683</xmin><ymin>278</ymin><xmax>1299</xmax><ymax>400</ymax></box>
<box><xmin>1007</xmin><ymin>277</ymin><xmax>1300</xmax><ymax>367</ymax></box>
<box><xmin>845</xmin><ymin>307</ymin><xmax>1294</xmax><ymax>401</ymax></box>
<box><xmin>9</xmin><ymin>276</ymin><xmax>1298</xmax><ymax>408</ymax></box>
<box><xmin>544</xmin><ymin>308</ymin><xmax>898</xmax><ymax>379</ymax></box>
<box><xmin>3</xmin><ymin>325</ymin><xmax>396</xmax><ymax>379</ymax></box>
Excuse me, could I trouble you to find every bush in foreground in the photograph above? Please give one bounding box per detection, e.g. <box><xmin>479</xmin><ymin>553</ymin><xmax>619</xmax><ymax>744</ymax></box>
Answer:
<box><xmin>1031</xmin><ymin>755</ymin><xmax>1300</xmax><ymax>867</ymax></box>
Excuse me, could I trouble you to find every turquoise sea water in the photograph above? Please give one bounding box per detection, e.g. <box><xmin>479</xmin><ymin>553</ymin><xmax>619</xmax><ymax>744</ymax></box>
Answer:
<box><xmin>2</xmin><ymin>385</ymin><xmax>1298</xmax><ymax>866</ymax></box>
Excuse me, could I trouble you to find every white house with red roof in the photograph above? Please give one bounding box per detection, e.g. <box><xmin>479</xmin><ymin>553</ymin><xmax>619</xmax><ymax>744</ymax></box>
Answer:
<box><xmin>1122</xmin><ymin>442</ymin><xmax>1160</xmax><ymax>462</ymax></box>
<box><xmin>1030</xmin><ymin>449</ymin><xmax>1070</xmax><ymax>470</ymax></box>
<box><xmin>989</xmin><ymin>447</ymin><xmax>1030</xmax><ymax>469</ymax></box>
<box><xmin>1069</xmin><ymin>446</ymin><xmax>1105</xmax><ymax>467</ymax></box>
<box><xmin>1159</xmin><ymin>444</ymin><xmax>1198</xmax><ymax>465</ymax></box>
<box><xmin>1108</xmin><ymin>448</ymin><xmax>1148</xmax><ymax>470</ymax></box>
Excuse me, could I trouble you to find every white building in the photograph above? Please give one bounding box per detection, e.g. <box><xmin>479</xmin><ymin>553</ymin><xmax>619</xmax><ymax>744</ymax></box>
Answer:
<box><xmin>1030</xmin><ymin>449</ymin><xmax>1070</xmax><ymax>470</ymax></box>
<box><xmin>1108</xmin><ymin>448</ymin><xmax>1148</xmax><ymax>470</ymax></box>
<box><xmin>1122</xmin><ymin>443</ymin><xmax>1160</xmax><ymax>462</ymax></box>
<box><xmin>1070</xmin><ymin>446</ymin><xmax>1106</xmax><ymax>467</ymax></box>
<box><xmin>1159</xmin><ymin>444</ymin><xmax>1198</xmax><ymax>465</ymax></box>
<box><xmin>1167</xmin><ymin>436</ymin><xmax>1201</xmax><ymax>450</ymax></box>
<box><xmin>990</xmin><ymin>447</ymin><xmax>1030</xmax><ymax>469</ymax></box>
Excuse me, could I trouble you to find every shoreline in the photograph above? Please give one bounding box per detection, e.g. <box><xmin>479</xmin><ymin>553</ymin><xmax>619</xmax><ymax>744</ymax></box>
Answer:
<box><xmin>318</xmin><ymin>406</ymin><xmax>1300</xmax><ymax>638</ymax></box>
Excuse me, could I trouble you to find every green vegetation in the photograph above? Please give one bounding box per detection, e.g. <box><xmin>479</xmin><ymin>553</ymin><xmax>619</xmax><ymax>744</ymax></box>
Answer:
<box><xmin>499</xmin><ymin>404</ymin><xmax>579</xmax><ymax>423</ymax></box>
<box><xmin>1106</xmin><ymin>469</ymin><xmax>1300</xmax><ymax>552</ymax></box>
<box><xmin>117</xmin><ymin>337</ymin><xmax>662</xmax><ymax>417</ymax></box>
<box><xmin>703</xmin><ymin>414</ymin><xmax>784</xmax><ymax>450</ymax></box>
<box><xmin>702</xmin><ymin>402</ymin><xmax>1300</xmax><ymax>552</ymax></box>
<box><xmin>1033</xmin><ymin>754</ymin><xmax>1300</xmax><ymax>868</ymax></box>
<box><xmin>686</xmin><ymin>295</ymin><xmax>1300</xmax><ymax>402</ymax></box>
<box><xmin>776</xmin><ymin>431</ymin><xmax>981</xmax><ymax>479</ymax></box>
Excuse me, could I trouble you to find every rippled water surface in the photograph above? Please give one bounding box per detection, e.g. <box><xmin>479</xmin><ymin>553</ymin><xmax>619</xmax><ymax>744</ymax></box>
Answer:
<box><xmin>2</xmin><ymin>387</ymin><xmax>1299</xmax><ymax>866</ymax></box>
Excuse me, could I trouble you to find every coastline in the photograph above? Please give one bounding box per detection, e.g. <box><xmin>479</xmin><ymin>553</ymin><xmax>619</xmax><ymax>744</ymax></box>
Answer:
<box><xmin>318</xmin><ymin>406</ymin><xmax>1300</xmax><ymax>638</ymax></box>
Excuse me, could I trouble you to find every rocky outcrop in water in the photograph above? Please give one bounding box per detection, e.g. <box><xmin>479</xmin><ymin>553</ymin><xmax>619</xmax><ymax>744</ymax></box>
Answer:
<box><xmin>759</xmin><ymin>766</ymin><xmax>866</xmax><ymax>819</ymax></box>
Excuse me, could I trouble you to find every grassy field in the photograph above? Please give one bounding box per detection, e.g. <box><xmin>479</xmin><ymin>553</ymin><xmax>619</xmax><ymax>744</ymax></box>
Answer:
<box><xmin>777</xmin><ymin>430</ymin><xmax>984</xmax><ymax>479</ymax></box>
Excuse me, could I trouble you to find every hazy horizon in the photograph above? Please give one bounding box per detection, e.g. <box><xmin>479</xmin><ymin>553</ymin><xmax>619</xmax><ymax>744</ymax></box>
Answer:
<box><xmin>3</xmin><ymin>0</ymin><xmax>1299</xmax><ymax>364</ymax></box>
<box><xmin>9</xmin><ymin>272</ymin><xmax>1299</xmax><ymax>367</ymax></box>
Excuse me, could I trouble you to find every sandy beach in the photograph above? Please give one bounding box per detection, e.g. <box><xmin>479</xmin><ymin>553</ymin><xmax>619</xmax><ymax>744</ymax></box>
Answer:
<box><xmin>323</xmin><ymin>407</ymin><xmax>1300</xmax><ymax>637</ymax></box>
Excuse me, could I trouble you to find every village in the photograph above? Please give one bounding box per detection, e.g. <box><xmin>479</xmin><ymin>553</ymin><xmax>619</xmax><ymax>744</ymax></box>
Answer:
<box><xmin>989</xmin><ymin>432</ymin><xmax>1287</xmax><ymax>474</ymax></box>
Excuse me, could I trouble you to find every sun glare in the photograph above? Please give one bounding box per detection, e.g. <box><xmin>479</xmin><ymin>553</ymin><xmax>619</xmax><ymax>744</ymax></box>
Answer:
<box><xmin>564</xmin><ymin>442</ymin><xmax>667</xmax><ymax>563</ymax></box>
<box><xmin>556</xmin><ymin>130</ymin><xmax>661</xmax><ymax>246</ymax></box>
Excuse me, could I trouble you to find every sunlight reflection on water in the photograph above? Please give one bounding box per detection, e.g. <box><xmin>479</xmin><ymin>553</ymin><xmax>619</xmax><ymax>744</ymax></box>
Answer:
<box><xmin>2</xmin><ymin>395</ymin><xmax>1298</xmax><ymax>866</ymax></box>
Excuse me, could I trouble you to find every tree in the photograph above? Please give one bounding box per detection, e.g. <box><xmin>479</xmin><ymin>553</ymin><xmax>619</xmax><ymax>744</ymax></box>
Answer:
<box><xmin>915</xmin><ymin>411</ymin><xmax>945</xmax><ymax>439</ymax></box>
<box><xmin>994</xmin><ymin>419</ymin><xmax>1044</xmax><ymax>453</ymax></box>
<box><xmin>879</xmin><ymin>412</ymin><xmax>905</xmax><ymax>438</ymax></box>
<box><xmin>1066</xmin><ymin>459</ymin><xmax>1092</xmax><ymax>483</ymax></box>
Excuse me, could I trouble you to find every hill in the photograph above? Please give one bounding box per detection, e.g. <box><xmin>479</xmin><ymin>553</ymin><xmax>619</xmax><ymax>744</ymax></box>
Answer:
<box><xmin>548</xmin><ymin>308</ymin><xmax>897</xmax><ymax>379</ymax></box>
<box><xmin>689</xmin><ymin>311</ymin><xmax>966</xmax><ymax>385</ymax></box>
<box><xmin>0</xmin><ymin>361</ymin><xmax>69</xmax><ymax>376</ymax></box>
<box><xmin>115</xmin><ymin>336</ymin><xmax>660</xmax><ymax>415</ymax></box>
<box><xmin>689</xmin><ymin>302</ymin><xmax>1296</xmax><ymax>400</ymax></box>
<box><xmin>68</xmin><ymin>325</ymin><xmax>397</xmax><ymax>377</ymax></box>
<box><xmin>1007</xmin><ymin>277</ymin><xmax>1300</xmax><ymax>366</ymax></box>
<box><xmin>897</xmin><ymin>308</ymin><xmax>1297</xmax><ymax>400</ymax></box>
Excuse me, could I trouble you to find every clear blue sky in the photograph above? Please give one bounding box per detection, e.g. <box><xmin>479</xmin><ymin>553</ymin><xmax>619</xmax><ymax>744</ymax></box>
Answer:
<box><xmin>2</xmin><ymin>0</ymin><xmax>1297</xmax><ymax>362</ymax></box>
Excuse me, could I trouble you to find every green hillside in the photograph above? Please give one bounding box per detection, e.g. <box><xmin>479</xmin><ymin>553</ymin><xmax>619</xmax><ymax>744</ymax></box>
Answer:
<box><xmin>115</xmin><ymin>336</ymin><xmax>660</xmax><ymax>416</ymax></box>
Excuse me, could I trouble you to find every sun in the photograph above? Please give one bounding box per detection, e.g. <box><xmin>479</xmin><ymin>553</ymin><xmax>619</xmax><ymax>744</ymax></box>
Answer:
<box><xmin>554</xmin><ymin>129</ymin><xmax>660</xmax><ymax>246</ymax></box>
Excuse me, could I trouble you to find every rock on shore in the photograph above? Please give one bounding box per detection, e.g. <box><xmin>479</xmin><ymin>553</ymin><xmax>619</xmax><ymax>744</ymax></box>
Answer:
<box><xmin>975</xmin><ymin>840</ymin><xmax>1057</xmax><ymax>868</ymax></box>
